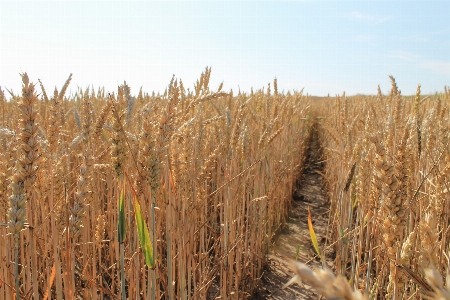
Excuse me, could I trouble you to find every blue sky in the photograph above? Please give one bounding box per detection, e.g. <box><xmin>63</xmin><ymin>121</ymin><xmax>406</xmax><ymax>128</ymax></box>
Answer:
<box><xmin>1</xmin><ymin>1</ymin><xmax>449</xmax><ymax>97</ymax></box>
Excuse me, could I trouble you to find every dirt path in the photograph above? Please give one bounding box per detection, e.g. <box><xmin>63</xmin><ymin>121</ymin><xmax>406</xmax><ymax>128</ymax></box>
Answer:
<box><xmin>254</xmin><ymin>124</ymin><xmax>330</xmax><ymax>300</ymax></box>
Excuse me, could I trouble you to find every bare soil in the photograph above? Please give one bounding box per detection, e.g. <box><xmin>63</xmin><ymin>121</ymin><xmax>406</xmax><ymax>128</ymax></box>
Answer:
<box><xmin>253</xmin><ymin>124</ymin><xmax>331</xmax><ymax>300</ymax></box>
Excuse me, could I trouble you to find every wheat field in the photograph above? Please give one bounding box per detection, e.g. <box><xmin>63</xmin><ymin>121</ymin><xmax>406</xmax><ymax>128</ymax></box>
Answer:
<box><xmin>0</xmin><ymin>69</ymin><xmax>310</xmax><ymax>299</ymax></box>
<box><xmin>1</xmin><ymin>70</ymin><xmax>450</xmax><ymax>299</ymax></box>
<box><xmin>290</xmin><ymin>78</ymin><xmax>450</xmax><ymax>299</ymax></box>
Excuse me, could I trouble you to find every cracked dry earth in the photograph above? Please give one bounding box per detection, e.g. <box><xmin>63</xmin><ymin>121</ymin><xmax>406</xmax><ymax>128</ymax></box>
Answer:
<box><xmin>254</xmin><ymin>126</ymin><xmax>331</xmax><ymax>300</ymax></box>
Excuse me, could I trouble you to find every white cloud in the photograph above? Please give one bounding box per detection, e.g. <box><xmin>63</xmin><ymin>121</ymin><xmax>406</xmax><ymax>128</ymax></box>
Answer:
<box><xmin>420</xmin><ymin>61</ymin><xmax>450</xmax><ymax>76</ymax></box>
<box><xmin>388</xmin><ymin>51</ymin><xmax>421</xmax><ymax>62</ymax></box>
<box><xmin>398</xmin><ymin>34</ymin><xmax>429</xmax><ymax>43</ymax></box>
<box><xmin>353</xmin><ymin>35</ymin><xmax>374</xmax><ymax>42</ymax></box>
<box><xmin>388</xmin><ymin>51</ymin><xmax>450</xmax><ymax>76</ymax></box>
<box><xmin>347</xmin><ymin>11</ymin><xmax>393</xmax><ymax>24</ymax></box>
<box><xmin>352</xmin><ymin>34</ymin><xmax>378</xmax><ymax>46</ymax></box>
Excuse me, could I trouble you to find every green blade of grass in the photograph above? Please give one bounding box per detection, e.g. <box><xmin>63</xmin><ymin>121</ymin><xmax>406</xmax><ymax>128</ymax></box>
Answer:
<box><xmin>118</xmin><ymin>180</ymin><xmax>126</xmax><ymax>243</ymax></box>
<box><xmin>134</xmin><ymin>195</ymin><xmax>154</xmax><ymax>268</ymax></box>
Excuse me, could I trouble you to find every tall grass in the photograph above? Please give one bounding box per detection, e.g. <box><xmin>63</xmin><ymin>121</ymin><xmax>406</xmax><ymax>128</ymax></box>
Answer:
<box><xmin>310</xmin><ymin>78</ymin><xmax>450</xmax><ymax>299</ymax></box>
<box><xmin>0</xmin><ymin>69</ymin><xmax>310</xmax><ymax>299</ymax></box>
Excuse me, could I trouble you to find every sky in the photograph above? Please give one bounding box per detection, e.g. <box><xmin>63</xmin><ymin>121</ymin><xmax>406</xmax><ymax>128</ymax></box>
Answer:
<box><xmin>1</xmin><ymin>1</ymin><xmax>450</xmax><ymax>98</ymax></box>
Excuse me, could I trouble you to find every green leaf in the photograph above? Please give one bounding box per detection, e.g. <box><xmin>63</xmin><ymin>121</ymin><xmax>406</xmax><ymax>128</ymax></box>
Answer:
<box><xmin>134</xmin><ymin>196</ymin><xmax>154</xmax><ymax>268</ymax></box>
<box><xmin>118</xmin><ymin>180</ymin><xmax>126</xmax><ymax>243</ymax></box>
<box><xmin>307</xmin><ymin>205</ymin><xmax>321</xmax><ymax>259</ymax></box>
